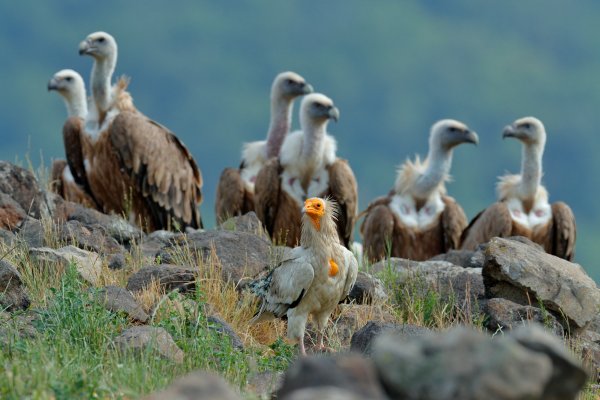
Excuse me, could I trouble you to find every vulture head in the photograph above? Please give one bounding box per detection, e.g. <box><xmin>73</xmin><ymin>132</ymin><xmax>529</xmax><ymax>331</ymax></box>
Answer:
<box><xmin>302</xmin><ymin>197</ymin><xmax>338</xmax><ymax>238</ymax></box>
<box><xmin>47</xmin><ymin>69</ymin><xmax>85</xmax><ymax>96</ymax></box>
<box><xmin>79</xmin><ymin>31</ymin><xmax>118</xmax><ymax>61</ymax></box>
<box><xmin>430</xmin><ymin>119</ymin><xmax>479</xmax><ymax>151</ymax></box>
<box><xmin>502</xmin><ymin>116</ymin><xmax>546</xmax><ymax>147</ymax></box>
<box><xmin>300</xmin><ymin>93</ymin><xmax>340</xmax><ymax>128</ymax></box>
<box><xmin>273</xmin><ymin>71</ymin><xmax>313</xmax><ymax>99</ymax></box>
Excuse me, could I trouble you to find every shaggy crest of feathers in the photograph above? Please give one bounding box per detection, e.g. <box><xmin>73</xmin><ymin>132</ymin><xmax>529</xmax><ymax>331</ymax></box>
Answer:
<box><xmin>394</xmin><ymin>155</ymin><xmax>449</xmax><ymax>195</ymax></box>
<box><xmin>496</xmin><ymin>173</ymin><xmax>548</xmax><ymax>202</ymax></box>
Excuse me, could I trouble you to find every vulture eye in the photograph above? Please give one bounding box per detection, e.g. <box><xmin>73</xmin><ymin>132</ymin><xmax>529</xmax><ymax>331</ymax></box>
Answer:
<box><xmin>97</xmin><ymin>37</ymin><xmax>106</xmax><ymax>43</ymax></box>
<box><xmin>286</xmin><ymin>79</ymin><xmax>294</xmax><ymax>85</ymax></box>
<box><xmin>448</xmin><ymin>126</ymin><xmax>457</xmax><ymax>132</ymax></box>
<box><xmin>522</xmin><ymin>123</ymin><xmax>531</xmax><ymax>129</ymax></box>
<box><xmin>65</xmin><ymin>77</ymin><xmax>73</xmax><ymax>82</ymax></box>
<box><xmin>315</xmin><ymin>203</ymin><xmax>321</xmax><ymax>208</ymax></box>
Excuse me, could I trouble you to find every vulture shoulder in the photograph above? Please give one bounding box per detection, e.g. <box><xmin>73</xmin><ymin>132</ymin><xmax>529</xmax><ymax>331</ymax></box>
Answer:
<box><xmin>548</xmin><ymin>202</ymin><xmax>576</xmax><ymax>261</ymax></box>
<box><xmin>326</xmin><ymin>158</ymin><xmax>358</xmax><ymax>247</ymax></box>
<box><xmin>109</xmin><ymin>111</ymin><xmax>203</xmax><ymax>229</ymax></box>
<box><xmin>440</xmin><ymin>195</ymin><xmax>468</xmax><ymax>251</ymax></box>
<box><xmin>460</xmin><ymin>202</ymin><xmax>513</xmax><ymax>250</ymax></box>
<box><xmin>62</xmin><ymin>116</ymin><xmax>89</xmax><ymax>190</ymax></box>
<box><xmin>254</xmin><ymin>157</ymin><xmax>282</xmax><ymax>236</ymax></box>
<box><xmin>215</xmin><ymin>168</ymin><xmax>245</xmax><ymax>224</ymax></box>
<box><xmin>251</xmin><ymin>247</ymin><xmax>315</xmax><ymax>319</ymax></box>
<box><xmin>360</xmin><ymin>195</ymin><xmax>394</xmax><ymax>262</ymax></box>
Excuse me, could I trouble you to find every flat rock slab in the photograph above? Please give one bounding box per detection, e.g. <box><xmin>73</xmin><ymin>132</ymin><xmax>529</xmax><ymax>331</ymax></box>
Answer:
<box><xmin>350</xmin><ymin>321</ymin><xmax>431</xmax><ymax>355</ymax></box>
<box><xmin>372</xmin><ymin>324</ymin><xmax>587</xmax><ymax>400</ymax></box>
<box><xmin>484</xmin><ymin>297</ymin><xmax>563</xmax><ymax>336</ymax></box>
<box><xmin>29</xmin><ymin>246</ymin><xmax>102</xmax><ymax>285</ymax></box>
<box><xmin>96</xmin><ymin>286</ymin><xmax>149</xmax><ymax>323</ymax></box>
<box><xmin>126</xmin><ymin>264</ymin><xmax>197</xmax><ymax>293</ymax></box>
<box><xmin>171</xmin><ymin>230</ymin><xmax>272</xmax><ymax>284</ymax></box>
<box><xmin>114</xmin><ymin>326</ymin><xmax>184</xmax><ymax>364</ymax></box>
<box><xmin>141</xmin><ymin>371</ymin><xmax>241</xmax><ymax>400</ymax></box>
<box><xmin>483</xmin><ymin>237</ymin><xmax>600</xmax><ymax>330</ymax></box>
<box><xmin>0</xmin><ymin>260</ymin><xmax>30</xmax><ymax>311</ymax></box>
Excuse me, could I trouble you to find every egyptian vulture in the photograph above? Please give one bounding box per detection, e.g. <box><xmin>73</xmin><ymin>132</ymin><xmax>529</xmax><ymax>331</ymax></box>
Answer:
<box><xmin>250</xmin><ymin>197</ymin><xmax>358</xmax><ymax>355</ymax></box>
<box><xmin>254</xmin><ymin>93</ymin><xmax>358</xmax><ymax>248</ymax></box>
<box><xmin>360</xmin><ymin>119</ymin><xmax>478</xmax><ymax>262</ymax></box>
<box><xmin>460</xmin><ymin>117</ymin><xmax>576</xmax><ymax>260</ymax></box>
<box><xmin>215</xmin><ymin>72</ymin><xmax>313</xmax><ymax>224</ymax></box>
<box><xmin>67</xmin><ymin>31</ymin><xmax>203</xmax><ymax>231</ymax></box>
<box><xmin>47</xmin><ymin>69</ymin><xmax>98</xmax><ymax>208</ymax></box>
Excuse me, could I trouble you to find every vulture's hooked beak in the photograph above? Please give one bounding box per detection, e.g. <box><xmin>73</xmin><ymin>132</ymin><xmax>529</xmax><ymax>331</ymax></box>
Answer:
<box><xmin>47</xmin><ymin>78</ymin><xmax>59</xmax><ymax>91</ymax></box>
<box><xmin>303</xmin><ymin>197</ymin><xmax>326</xmax><ymax>230</ymax></box>
<box><xmin>328</xmin><ymin>106</ymin><xmax>340</xmax><ymax>123</ymax></box>
<box><xmin>502</xmin><ymin>124</ymin><xmax>520</xmax><ymax>139</ymax></box>
<box><xmin>464</xmin><ymin>130</ymin><xmax>479</xmax><ymax>145</ymax></box>
<box><xmin>78</xmin><ymin>40</ymin><xmax>93</xmax><ymax>56</ymax></box>
<box><xmin>301</xmin><ymin>83</ymin><xmax>314</xmax><ymax>95</ymax></box>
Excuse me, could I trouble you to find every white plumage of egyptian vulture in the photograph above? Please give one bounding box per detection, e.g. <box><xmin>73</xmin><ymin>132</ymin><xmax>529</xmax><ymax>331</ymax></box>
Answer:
<box><xmin>68</xmin><ymin>31</ymin><xmax>203</xmax><ymax>231</ymax></box>
<box><xmin>460</xmin><ymin>117</ymin><xmax>576</xmax><ymax>260</ymax></box>
<box><xmin>360</xmin><ymin>119</ymin><xmax>478</xmax><ymax>262</ymax></box>
<box><xmin>47</xmin><ymin>69</ymin><xmax>98</xmax><ymax>208</ymax></box>
<box><xmin>250</xmin><ymin>197</ymin><xmax>358</xmax><ymax>356</ymax></box>
<box><xmin>215</xmin><ymin>72</ymin><xmax>313</xmax><ymax>224</ymax></box>
<box><xmin>254</xmin><ymin>93</ymin><xmax>358</xmax><ymax>248</ymax></box>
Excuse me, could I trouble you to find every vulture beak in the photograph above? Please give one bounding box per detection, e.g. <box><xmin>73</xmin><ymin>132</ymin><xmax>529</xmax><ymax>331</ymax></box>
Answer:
<box><xmin>502</xmin><ymin>124</ymin><xmax>518</xmax><ymax>139</ymax></box>
<box><xmin>301</xmin><ymin>83</ymin><xmax>314</xmax><ymax>95</ymax></box>
<box><xmin>78</xmin><ymin>39</ymin><xmax>93</xmax><ymax>55</ymax></box>
<box><xmin>328</xmin><ymin>106</ymin><xmax>340</xmax><ymax>122</ymax></box>
<box><xmin>464</xmin><ymin>130</ymin><xmax>479</xmax><ymax>145</ymax></box>
<box><xmin>47</xmin><ymin>78</ymin><xmax>59</xmax><ymax>91</ymax></box>
<box><xmin>303</xmin><ymin>198</ymin><xmax>325</xmax><ymax>218</ymax></box>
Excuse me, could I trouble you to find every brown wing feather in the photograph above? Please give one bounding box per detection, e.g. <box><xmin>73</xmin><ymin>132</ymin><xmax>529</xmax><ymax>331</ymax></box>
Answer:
<box><xmin>548</xmin><ymin>202</ymin><xmax>576</xmax><ymax>261</ymax></box>
<box><xmin>460</xmin><ymin>202</ymin><xmax>513</xmax><ymax>250</ymax></box>
<box><xmin>50</xmin><ymin>159</ymin><xmax>67</xmax><ymax>196</ymax></box>
<box><xmin>109</xmin><ymin>111</ymin><xmax>203</xmax><ymax>230</ymax></box>
<box><xmin>360</xmin><ymin>196</ymin><xmax>394</xmax><ymax>263</ymax></box>
<box><xmin>254</xmin><ymin>157</ymin><xmax>283</xmax><ymax>237</ymax></box>
<box><xmin>215</xmin><ymin>168</ymin><xmax>245</xmax><ymax>224</ymax></box>
<box><xmin>324</xmin><ymin>158</ymin><xmax>358</xmax><ymax>248</ymax></box>
<box><xmin>440</xmin><ymin>195</ymin><xmax>468</xmax><ymax>252</ymax></box>
<box><xmin>62</xmin><ymin>117</ymin><xmax>95</xmax><ymax>196</ymax></box>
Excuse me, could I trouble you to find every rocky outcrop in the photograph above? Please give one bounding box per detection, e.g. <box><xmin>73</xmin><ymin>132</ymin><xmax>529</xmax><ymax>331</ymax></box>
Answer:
<box><xmin>483</xmin><ymin>237</ymin><xmax>600</xmax><ymax>330</ymax></box>
<box><xmin>0</xmin><ymin>260</ymin><xmax>30</xmax><ymax>311</ymax></box>
<box><xmin>114</xmin><ymin>326</ymin><xmax>184</xmax><ymax>363</ymax></box>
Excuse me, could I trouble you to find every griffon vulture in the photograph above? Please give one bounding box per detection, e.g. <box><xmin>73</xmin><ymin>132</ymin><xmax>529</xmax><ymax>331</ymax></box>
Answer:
<box><xmin>460</xmin><ymin>117</ymin><xmax>576</xmax><ymax>260</ymax></box>
<box><xmin>69</xmin><ymin>31</ymin><xmax>203</xmax><ymax>231</ymax></box>
<box><xmin>254</xmin><ymin>93</ymin><xmax>358</xmax><ymax>248</ymax></box>
<box><xmin>47</xmin><ymin>69</ymin><xmax>98</xmax><ymax>208</ymax></box>
<box><xmin>215</xmin><ymin>71</ymin><xmax>313</xmax><ymax>224</ymax></box>
<box><xmin>360</xmin><ymin>119</ymin><xmax>478</xmax><ymax>262</ymax></box>
<box><xmin>250</xmin><ymin>197</ymin><xmax>358</xmax><ymax>355</ymax></box>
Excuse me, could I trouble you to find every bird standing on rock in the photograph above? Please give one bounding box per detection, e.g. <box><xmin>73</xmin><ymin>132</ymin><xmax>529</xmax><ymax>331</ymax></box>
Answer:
<box><xmin>250</xmin><ymin>197</ymin><xmax>358</xmax><ymax>356</ymax></box>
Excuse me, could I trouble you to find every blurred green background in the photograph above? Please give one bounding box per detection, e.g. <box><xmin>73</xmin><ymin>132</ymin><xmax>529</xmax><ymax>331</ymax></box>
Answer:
<box><xmin>1</xmin><ymin>2</ymin><xmax>598</xmax><ymax>279</ymax></box>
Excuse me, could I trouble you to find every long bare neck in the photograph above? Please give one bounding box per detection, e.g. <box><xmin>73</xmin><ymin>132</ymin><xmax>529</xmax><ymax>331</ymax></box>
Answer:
<box><xmin>518</xmin><ymin>143</ymin><xmax>543</xmax><ymax>200</ymax></box>
<box><xmin>412</xmin><ymin>145</ymin><xmax>452</xmax><ymax>200</ymax></box>
<box><xmin>63</xmin><ymin>90</ymin><xmax>87</xmax><ymax>119</ymax></box>
<box><xmin>300</xmin><ymin>216</ymin><xmax>337</xmax><ymax>257</ymax></box>
<box><xmin>90</xmin><ymin>55</ymin><xmax>116</xmax><ymax>114</ymax></box>
<box><xmin>299</xmin><ymin>119</ymin><xmax>326</xmax><ymax>190</ymax></box>
<box><xmin>265</xmin><ymin>94</ymin><xmax>293</xmax><ymax>158</ymax></box>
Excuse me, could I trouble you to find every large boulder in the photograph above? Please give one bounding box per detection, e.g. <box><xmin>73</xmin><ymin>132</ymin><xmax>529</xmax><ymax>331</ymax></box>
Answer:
<box><xmin>484</xmin><ymin>297</ymin><xmax>563</xmax><ymax>336</ymax></box>
<box><xmin>370</xmin><ymin>258</ymin><xmax>485</xmax><ymax>305</ymax></box>
<box><xmin>58</xmin><ymin>220</ymin><xmax>125</xmax><ymax>255</ymax></box>
<box><xmin>126</xmin><ymin>264</ymin><xmax>197</xmax><ymax>293</ymax></box>
<box><xmin>141</xmin><ymin>371</ymin><xmax>241</xmax><ymax>400</ymax></box>
<box><xmin>0</xmin><ymin>193</ymin><xmax>27</xmax><ymax>230</ymax></box>
<box><xmin>276</xmin><ymin>354</ymin><xmax>387</xmax><ymax>400</ymax></box>
<box><xmin>29</xmin><ymin>246</ymin><xmax>102</xmax><ymax>285</ymax></box>
<box><xmin>0</xmin><ymin>161</ymin><xmax>49</xmax><ymax>220</ymax></box>
<box><xmin>113</xmin><ymin>326</ymin><xmax>184</xmax><ymax>364</ymax></box>
<box><xmin>483</xmin><ymin>237</ymin><xmax>600</xmax><ymax>330</ymax></box>
<box><xmin>168</xmin><ymin>230</ymin><xmax>272</xmax><ymax>284</ymax></box>
<box><xmin>372</xmin><ymin>324</ymin><xmax>587</xmax><ymax>400</ymax></box>
<box><xmin>0</xmin><ymin>260</ymin><xmax>30</xmax><ymax>311</ymax></box>
<box><xmin>350</xmin><ymin>321</ymin><xmax>430</xmax><ymax>355</ymax></box>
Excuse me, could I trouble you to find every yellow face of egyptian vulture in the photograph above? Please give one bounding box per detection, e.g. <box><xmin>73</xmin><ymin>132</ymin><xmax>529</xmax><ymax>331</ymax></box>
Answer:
<box><xmin>303</xmin><ymin>197</ymin><xmax>325</xmax><ymax>231</ymax></box>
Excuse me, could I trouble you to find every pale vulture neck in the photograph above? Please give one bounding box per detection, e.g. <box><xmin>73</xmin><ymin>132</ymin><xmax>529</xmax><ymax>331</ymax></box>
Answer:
<box><xmin>90</xmin><ymin>53</ymin><xmax>117</xmax><ymax>113</ymax></box>
<box><xmin>300</xmin><ymin>216</ymin><xmax>337</xmax><ymax>257</ymax></box>
<box><xmin>266</xmin><ymin>94</ymin><xmax>293</xmax><ymax>159</ymax></box>
<box><xmin>63</xmin><ymin>90</ymin><xmax>87</xmax><ymax>119</ymax></box>
<box><xmin>413</xmin><ymin>145</ymin><xmax>452</xmax><ymax>200</ymax></box>
<box><xmin>299</xmin><ymin>119</ymin><xmax>327</xmax><ymax>189</ymax></box>
<box><xmin>518</xmin><ymin>142</ymin><xmax>543</xmax><ymax>200</ymax></box>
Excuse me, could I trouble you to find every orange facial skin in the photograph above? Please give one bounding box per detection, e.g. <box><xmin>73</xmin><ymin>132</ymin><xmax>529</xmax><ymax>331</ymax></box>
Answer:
<box><xmin>303</xmin><ymin>197</ymin><xmax>325</xmax><ymax>231</ymax></box>
<box><xmin>328</xmin><ymin>258</ymin><xmax>339</xmax><ymax>277</ymax></box>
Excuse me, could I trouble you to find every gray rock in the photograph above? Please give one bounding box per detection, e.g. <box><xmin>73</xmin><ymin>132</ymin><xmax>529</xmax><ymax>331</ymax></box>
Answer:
<box><xmin>138</xmin><ymin>230</ymin><xmax>180</xmax><ymax>258</ymax></box>
<box><xmin>0</xmin><ymin>311</ymin><xmax>37</xmax><ymax>345</ymax></box>
<box><xmin>345</xmin><ymin>271</ymin><xmax>387</xmax><ymax>305</ymax></box>
<box><xmin>276</xmin><ymin>354</ymin><xmax>387</xmax><ymax>400</ymax></box>
<box><xmin>0</xmin><ymin>260</ymin><xmax>30</xmax><ymax>311</ymax></box>
<box><xmin>511</xmin><ymin>325</ymin><xmax>588</xmax><ymax>400</ymax></box>
<box><xmin>283</xmin><ymin>387</ymin><xmax>365</xmax><ymax>400</ymax></box>
<box><xmin>29</xmin><ymin>246</ymin><xmax>102</xmax><ymax>285</ymax></box>
<box><xmin>207</xmin><ymin>315</ymin><xmax>244</xmax><ymax>350</ymax></box>
<box><xmin>17</xmin><ymin>218</ymin><xmax>45</xmax><ymax>248</ymax></box>
<box><xmin>371</xmin><ymin>258</ymin><xmax>485</xmax><ymax>305</ymax></box>
<box><xmin>218</xmin><ymin>211</ymin><xmax>267</xmax><ymax>236</ymax></box>
<box><xmin>350</xmin><ymin>321</ymin><xmax>430</xmax><ymax>355</ymax></box>
<box><xmin>141</xmin><ymin>371</ymin><xmax>241</xmax><ymax>400</ymax></box>
<box><xmin>107</xmin><ymin>253</ymin><xmax>126</xmax><ymax>270</ymax></box>
<box><xmin>484</xmin><ymin>298</ymin><xmax>563</xmax><ymax>336</ymax></box>
<box><xmin>429</xmin><ymin>249</ymin><xmax>478</xmax><ymax>268</ymax></box>
<box><xmin>577</xmin><ymin>335</ymin><xmax>600</xmax><ymax>381</ymax></box>
<box><xmin>0</xmin><ymin>228</ymin><xmax>16</xmax><ymax>246</ymax></box>
<box><xmin>58</xmin><ymin>220</ymin><xmax>124</xmax><ymax>256</ymax></box>
<box><xmin>113</xmin><ymin>326</ymin><xmax>184</xmax><ymax>364</ymax></box>
<box><xmin>170</xmin><ymin>230</ymin><xmax>272</xmax><ymax>284</ymax></box>
<box><xmin>483</xmin><ymin>237</ymin><xmax>600</xmax><ymax>330</ymax></box>
<box><xmin>0</xmin><ymin>161</ymin><xmax>49</xmax><ymax>220</ymax></box>
<box><xmin>0</xmin><ymin>193</ymin><xmax>27</xmax><ymax>230</ymax></box>
<box><xmin>126</xmin><ymin>264</ymin><xmax>196</xmax><ymax>292</ymax></box>
<box><xmin>96</xmin><ymin>286</ymin><xmax>149</xmax><ymax>323</ymax></box>
<box><xmin>246</xmin><ymin>371</ymin><xmax>283</xmax><ymax>399</ymax></box>
<box><xmin>373</xmin><ymin>326</ymin><xmax>549</xmax><ymax>399</ymax></box>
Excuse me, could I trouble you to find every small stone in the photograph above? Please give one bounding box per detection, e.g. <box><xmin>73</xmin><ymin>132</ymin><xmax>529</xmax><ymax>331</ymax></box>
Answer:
<box><xmin>114</xmin><ymin>326</ymin><xmax>184</xmax><ymax>364</ymax></box>
<box><xmin>484</xmin><ymin>297</ymin><xmax>563</xmax><ymax>336</ymax></box>
<box><xmin>218</xmin><ymin>212</ymin><xmax>267</xmax><ymax>236</ymax></box>
<box><xmin>107</xmin><ymin>253</ymin><xmax>126</xmax><ymax>270</ymax></box>
<box><xmin>141</xmin><ymin>371</ymin><xmax>242</xmax><ymax>400</ymax></box>
<box><xmin>350</xmin><ymin>321</ymin><xmax>430</xmax><ymax>355</ymax></box>
<box><xmin>29</xmin><ymin>246</ymin><xmax>102</xmax><ymax>285</ymax></box>
<box><xmin>345</xmin><ymin>271</ymin><xmax>387</xmax><ymax>305</ymax></box>
<box><xmin>126</xmin><ymin>264</ymin><xmax>196</xmax><ymax>292</ymax></box>
<box><xmin>0</xmin><ymin>260</ymin><xmax>30</xmax><ymax>311</ymax></box>
<box><xmin>207</xmin><ymin>315</ymin><xmax>244</xmax><ymax>350</ymax></box>
<box><xmin>96</xmin><ymin>286</ymin><xmax>149</xmax><ymax>323</ymax></box>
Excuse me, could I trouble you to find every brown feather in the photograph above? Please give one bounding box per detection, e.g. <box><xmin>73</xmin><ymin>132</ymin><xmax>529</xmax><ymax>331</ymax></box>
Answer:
<box><xmin>545</xmin><ymin>202</ymin><xmax>576</xmax><ymax>261</ymax></box>
<box><xmin>460</xmin><ymin>202</ymin><xmax>513</xmax><ymax>250</ymax></box>
<box><xmin>215</xmin><ymin>168</ymin><xmax>254</xmax><ymax>224</ymax></box>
